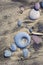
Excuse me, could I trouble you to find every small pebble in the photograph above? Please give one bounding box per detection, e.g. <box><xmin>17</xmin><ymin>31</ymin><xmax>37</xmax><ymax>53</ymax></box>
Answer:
<box><xmin>10</xmin><ymin>43</ymin><xmax>17</xmax><ymax>52</ymax></box>
<box><xmin>32</xmin><ymin>35</ymin><xmax>42</xmax><ymax>44</ymax></box>
<box><xmin>4</xmin><ymin>50</ymin><xmax>12</xmax><ymax>58</ymax></box>
<box><xmin>40</xmin><ymin>1</ymin><xmax>43</xmax><ymax>8</ymax></box>
<box><xmin>34</xmin><ymin>2</ymin><xmax>40</xmax><ymax>10</ymax></box>
<box><xmin>17</xmin><ymin>20</ymin><xmax>22</xmax><ymax>27</ymax></box>
<box><xmin>23</xmin><ymin>49</ymin><xmax>30</xmax><ymax>58</ymax></box>
<box><xmin>29</xmin><ymin>9</ymin><xmax>40</xmax><ymax>20</ymax></box>
<box><xmin>20</xmin><ymin>7</ymin><xmax>24</xmax><ymax>12</ymax></box>
<box><xmin>20</xmin><ymin>6</ymin><xmax>24</xmax><ymax>14</ymax></box>
<box><xmin>29</xmin><ymin>28</ymin><xmax>33</xmax><ymax>33</ymax></box>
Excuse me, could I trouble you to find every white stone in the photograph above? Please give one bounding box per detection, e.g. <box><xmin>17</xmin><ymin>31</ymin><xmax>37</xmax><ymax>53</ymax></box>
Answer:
<box><xmin>20</xmin><ymin>7</ymin><xmax>24</xmax><ymax>12</ymax></box>
<box><xmin>4</xmin><ymin>50</ymin><xmax>12</xmax><ymax>57</ymax></box>
<box><xmin>29</xmin><ymin>9</ymin><xmax>40</xmax><ymax>20</ymax></box>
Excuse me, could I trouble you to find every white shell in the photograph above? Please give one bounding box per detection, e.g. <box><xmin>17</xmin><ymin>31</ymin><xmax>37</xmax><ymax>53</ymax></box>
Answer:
<box><xmin>29</xmin><ymin>9</ymin><xmax>40</xmax><ymax>20</ymax></box>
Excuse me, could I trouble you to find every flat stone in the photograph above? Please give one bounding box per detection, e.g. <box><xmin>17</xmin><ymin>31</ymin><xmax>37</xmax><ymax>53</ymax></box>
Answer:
<box><xmin>32</xmin><ymin>35</ymin><xmax>42</xmax><ymax>44</ymax></box>
<box><xmin>29</xmin><ymin>9</ymin><xmax>40</xmax><ymax>20</ymax></box>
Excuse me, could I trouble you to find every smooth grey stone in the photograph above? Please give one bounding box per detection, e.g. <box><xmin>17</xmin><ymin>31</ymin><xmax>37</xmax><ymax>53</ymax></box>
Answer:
<box><xmin>10</xmin><ymin>43</ymin><xmax>17</xmax><ymax>52</ymax></box>
<box><xmin>22</xmin><ymin>49</ymin><xmax>30</xmax><ymax>58</ymax></box>
<box><xmin>4</xmin><ymin>50</ymin><xmax>12</xmax><ymax>58</ymax></box>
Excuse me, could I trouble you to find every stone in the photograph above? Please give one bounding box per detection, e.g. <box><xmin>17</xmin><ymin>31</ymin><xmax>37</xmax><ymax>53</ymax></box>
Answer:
<box><xmin>29</xmin><ymin>9</ymin><xmax>40</xmax><ymax>20</ymax></box>
<box><xmin>4</xmin><ymin>50</ymin><xmax>12</xmax><ymax>58</ymax></box>
<box><xmin>19</xmin><ymin>5</ymin><xmax>24</xmax><ymax>14</ymax></box>
<box><xmin>20</xmin><ymin>6</ymin><xmax>24</xmax><ymax>12</ymax></box>
<box><xmin>32</xmin><ymin>35</ymin><xmax>42</xmax><ymax>44</ymax></box>
<box><xmin>10</xmin><ymin>43</ymin><xmax>17</xmax><ymax>52</ymax></box>
<box><xmin>29</xmin><ymin>28</ymin><xmax>33</xmax><ymax>33</ymax></box>
<box><xmin>22</xmin><ymin>49</ymin><xmax>29</xmax><ymax>58</ymax></box>
<box><xmin>34</xmin><ymin>2</ymin><xmax>40</xmax><ymax>10</ymax></box>
<box><xmin>17</xmin><ymin>20</ymin><xmax>22</xmax><ymax>27</ymax></box>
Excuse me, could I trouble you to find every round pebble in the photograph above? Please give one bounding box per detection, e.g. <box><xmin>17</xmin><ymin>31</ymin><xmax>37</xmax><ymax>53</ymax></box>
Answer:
<box><xmin>10</xmin><ymin>43</ymin><xmax>17</xmax><ymax>52</ymax></box>
<box><xmin>29</xmin><ymin>9</ymin><xmax>40</xmax><ymax>20</ymax></box>
<box><xmin>17</xmin><ymin>20</ymin><xmax>22</xmax><ymax>26</ymax></box>
<box><xmin>32</xmin><ymin>35</ymin><xmax>42</xmax><ymax>44</ymax></box>
<box><xmin>4</xmin><ymin>50</ymin><xmax>12</xmax><ymax>58</ymax></box>
<box><xmin>23</xmin><ymin>49</ymin><xmax>30</xmax><ymax>58</ymax></box>
<box><xmin>34</xmin><ymin>2</ymin><xmax>40</xmax><ymax>10</ymax></box>
<box><xmin>40</xmin><ymin>1</ymin><xmax>43</xmax><ymax>8</ymax></box>
<box><xmin>20</xmin><ymin>7</ymin><xmax>24</xmax><ymax>12</ymax></box>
